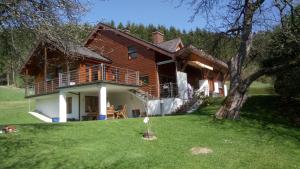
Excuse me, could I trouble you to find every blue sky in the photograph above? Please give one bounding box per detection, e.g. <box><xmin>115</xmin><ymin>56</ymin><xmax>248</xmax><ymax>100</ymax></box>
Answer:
<box><xmin>81</xmin><ymin>0</ymin><xmax>209</xmax><ymax>31</ymax></box>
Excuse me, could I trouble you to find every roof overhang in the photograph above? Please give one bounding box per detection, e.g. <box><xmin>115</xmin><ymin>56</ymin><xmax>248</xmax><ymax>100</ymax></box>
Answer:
<box><xmin>175</xmin><ymin>46</ymin><xmax>228</xmax><ymax>73</ymax></box>
<box><xmin>187</xmin><ymin>61</ymin><xmax>213</xmax><ymax>71</ymax></box>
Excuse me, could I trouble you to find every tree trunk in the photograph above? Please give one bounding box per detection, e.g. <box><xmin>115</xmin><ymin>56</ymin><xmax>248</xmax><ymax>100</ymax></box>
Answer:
<box><xmin>215</xmin><ymin>86</ymin><xmax>247</xmax><ymax>120</ymax></box>
<box><xmin>215</xmin><ymin>1</ymin><xmax>259</xmax><ymax>120</ymax></box>
<box><xmin>6</xmin><ymin>73</ymin><xmax>10</xmax><ymax>86</ymax></box>
<box><xmin>12</xmin><ymin>70</ymin><xmax>15</xmax><ymax>86</ymax></box>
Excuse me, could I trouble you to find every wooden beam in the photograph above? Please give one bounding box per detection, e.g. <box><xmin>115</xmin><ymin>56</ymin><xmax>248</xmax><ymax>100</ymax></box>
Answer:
<box><xmin>44</xmin><ymin>47</ymin><xmax>48</xmax><ymax>93</ymax></box>
<box><xmin>66</xmin><ymin>62</ymin><xmax>70</xmax><ymax>84</ymax></box>
<box><xmin>25</xmin><ymin>69</ymin><xmax>28</xmax><ymax>96</ymax></box>
<box><xmin>89</xmin><ymin>66</ymin><xmax>92</xmax><ymax>82</ymax></box>
<box><xmin>203</xmin><ymin>69</ymin><xmax>209</xmax><ymax>79</ymax></box>
<box><xmin>97</xmin><ymin>65</ymin><xmax>101</xmax><ymax>80</ymax></box>
<box><xmin>181</xmin><ymin>60</ymin><xmax>188</xmax><ymax>71</ymax></box>
<box><xmin>214</xmin><ymin>72</ymin><xmax>220</xmax><ymax>81</ymax></box>
<box><xmin>44</xmin><ymin>47</ymin><xmax>47</xmax><ymax>81</ymax></box>
<box><xmin>156</xmin><ymin>60</ymin><xmax>174</xmax><ymax>66</ymax></box>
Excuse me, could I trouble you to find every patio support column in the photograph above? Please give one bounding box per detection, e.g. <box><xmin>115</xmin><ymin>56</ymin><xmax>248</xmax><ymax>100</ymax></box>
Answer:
<box><xmin>214</xmin><ymin>81</ymin><xmax>219</xmax><ymax>93</ymax></box>
<box><xmin>224</xmin><ymin>84</ymin><xmax>228</xmax><ymax>97</ymax></box>
<box><xmin>59</xmin><ymin>91</ymin><xmax>67</xmax><ymax>122</ymax></box>
<box><xmin>98</xmin><ymin>85</ymin><xmax>107</xmax><ymax>120</ymax></box>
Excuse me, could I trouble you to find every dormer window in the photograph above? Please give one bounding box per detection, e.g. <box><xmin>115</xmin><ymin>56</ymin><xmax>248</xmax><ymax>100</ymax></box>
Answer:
<box><xmin>128</xmin><ymin>46</ymin><xmax>137</xmax><ymax>60</ymax></box>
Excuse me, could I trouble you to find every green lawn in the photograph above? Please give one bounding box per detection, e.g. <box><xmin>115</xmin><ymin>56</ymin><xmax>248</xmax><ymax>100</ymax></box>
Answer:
<box><xmin>248</xmin><ymin>82</ymin><xmax>275</xmax><ymax>95</ymax></box>
<box><xmin>0</xmin><ymin>85</ymin><xmax>300</xmax><ymax>169</ymax></box>
<box><xmin>0</xmin><ymin>86</ymin><xmax>26</xmax><ymax>101</ymax></box>
<box><xmin>0</xmin><ymin>86</ymin><xmax>40</xmax><ymax>125</ymax></box>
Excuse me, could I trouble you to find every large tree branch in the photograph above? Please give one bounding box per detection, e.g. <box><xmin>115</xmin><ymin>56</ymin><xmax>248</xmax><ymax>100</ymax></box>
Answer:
<box><xmin>243</xmin><ymin>60</ymin><xmax>300</xmax><ymax>88</ymax></box>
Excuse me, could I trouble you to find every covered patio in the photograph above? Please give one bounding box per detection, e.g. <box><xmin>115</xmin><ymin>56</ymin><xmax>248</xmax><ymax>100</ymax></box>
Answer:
<box><xmin>57</xmin><ymin>83</ymin><xmax>146</xmax><ymax>122</ymax></box>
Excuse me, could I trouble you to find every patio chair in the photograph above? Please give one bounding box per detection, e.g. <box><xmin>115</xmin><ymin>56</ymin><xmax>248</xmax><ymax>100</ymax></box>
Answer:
<box><xmin>107</xmin><ymin>105</ymin><xmax>115</xmax><ymax>119</ymax></box>
<box><xmin>116</xmin><ymin>105</ymin><xmax>127</xmax><ymax>119</ymax></box>
<box><xmin>87</xmin><ymin>106</ymin><xmax>97</xmax><ymax>120</ymax></box>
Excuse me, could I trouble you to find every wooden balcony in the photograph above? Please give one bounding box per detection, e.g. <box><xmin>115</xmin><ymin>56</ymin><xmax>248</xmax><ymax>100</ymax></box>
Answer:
<box><xmin>25</xmin><ymin>64</ymin><xmax>140</xmax><ymax>97</ymax></box>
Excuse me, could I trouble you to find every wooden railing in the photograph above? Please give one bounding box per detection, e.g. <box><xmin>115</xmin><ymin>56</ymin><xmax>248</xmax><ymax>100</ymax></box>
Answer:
<box><xmin>25</xmin><ymin>64</ymin><xmax>140</xmax><ymax>97</ymax></box>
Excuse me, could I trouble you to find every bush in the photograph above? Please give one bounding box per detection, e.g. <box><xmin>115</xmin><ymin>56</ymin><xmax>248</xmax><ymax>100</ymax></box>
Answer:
<box><xmin>194</xmin><ymin>91</ymin><xmax>213</xmax><ymax>106</ymax></box>
<box><xmin>274</xmin><ymin>67</ymin><xmax>300</xmax><ymax>100</ymax></box>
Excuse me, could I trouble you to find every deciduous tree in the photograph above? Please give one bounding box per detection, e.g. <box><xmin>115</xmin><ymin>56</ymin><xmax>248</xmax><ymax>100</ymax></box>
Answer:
<box><xmin>176</xmin><ymin>0</ymin><xmax>300</xmax><ymax>119</ymax></box>
<box><xmin>0</xmin><ymin>0</ymin><xmax>87</xmax><ymax>86</ymax></box>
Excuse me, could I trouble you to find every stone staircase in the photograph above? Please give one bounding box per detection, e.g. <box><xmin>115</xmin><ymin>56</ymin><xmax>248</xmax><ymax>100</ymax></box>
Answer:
<box><xmin>128</xmin><ymin>88</ymin><xmax>155</xmax><ymax>103</ymax></box>
<box><xmin>129</xmin><ymin>86</ymin><xmax>203</xmax><ymax>115</ymax></box>
<box><xmin>186</xmin><ymin>100</ymin><xmax>202</xmax><ymax>113</ymax></box>
<box><xmin>173</xmin><ymin>95</ymin><xmax>202</xmax><ymax>114</ymax></box>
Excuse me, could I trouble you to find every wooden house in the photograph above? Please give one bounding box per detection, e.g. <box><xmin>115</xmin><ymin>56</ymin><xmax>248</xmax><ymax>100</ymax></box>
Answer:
<box><xmin>20</xmin><ymin>23</ymin><xmax>228</xmax><ymax>122</ymax></box>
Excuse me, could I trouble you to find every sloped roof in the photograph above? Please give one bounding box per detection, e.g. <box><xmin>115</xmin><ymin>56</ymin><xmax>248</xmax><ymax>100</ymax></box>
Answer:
<box><xmin>185</xmin><ymin>45</ymin><xmax>228</xmax><ymax>69</ymax></box>
<box><xmin>20</xmin><ymin>39</ymin><xmax>110</xmax><ymax>74</ymax></box>
<box><xmin>61</xmin><ymin>41</ymin><xmax>110</xmax><ymax>62</ymax></box>
<box><xmin>84</xmin><ymin>22</ymin><xmax>228</xmax><ymax>70</ymax></box>
<box><xmin>156</xmin><ymin>38</ymin><xmax>183</xmax><ymax>52</ymax></box>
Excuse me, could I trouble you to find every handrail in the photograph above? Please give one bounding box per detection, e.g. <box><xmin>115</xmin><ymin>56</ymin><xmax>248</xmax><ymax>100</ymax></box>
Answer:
<box><xmin>159</xmin><ymin>82</ymin><xmax>178</xmax><ymax>98</ymax></box>
<box><xmin>137</xmin><ymin>82</ymin><xmax>178</xmax><ymax>99</ymax></box>
<box><xmin>25</xmin><ymin>63</ymin><xmax>141</xmax><ymax>97</ymax></box>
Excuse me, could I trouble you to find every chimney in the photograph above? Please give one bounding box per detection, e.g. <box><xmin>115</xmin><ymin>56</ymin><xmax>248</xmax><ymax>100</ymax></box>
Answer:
<box><xmin>123</xmin><ymin>29</ymin><xmax>130</xmax><ymax>34</ymax></box>
<box><xmin>152</xmin><ymin>31</ymin><xmax>164</xmax><ymax>44</ymax></box>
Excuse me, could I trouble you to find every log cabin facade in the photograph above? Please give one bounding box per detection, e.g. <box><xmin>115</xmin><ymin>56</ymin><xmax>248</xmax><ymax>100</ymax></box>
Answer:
<box><xmin>21</xmin><ymin>23</ymin><xmax>228</xmax><ymax>122</ymax></box>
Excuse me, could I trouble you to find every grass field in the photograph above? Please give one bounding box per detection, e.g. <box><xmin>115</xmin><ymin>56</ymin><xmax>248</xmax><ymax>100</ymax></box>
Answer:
<box><xmin>0</xmin><ymin>85</ymin><xmax>299</xmax><ymax>169</ymax></box>
<box><xmin>0</xmin><ymin>86</ymin><xmax>39</xmax><ymax>125</ymax></box>
<box><xmin>248</xmin><ymin>82</ymin><xmax>275</xmax><ymax>95</ymax></box>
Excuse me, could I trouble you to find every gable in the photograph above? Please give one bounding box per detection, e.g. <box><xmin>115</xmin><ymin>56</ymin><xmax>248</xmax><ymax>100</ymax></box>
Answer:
<box><xmin>20</xmin><ymin>40</ymin><xmax>110</xmax><ymax>75</ymax></box>
<box><xmin>84</xmin><ymin>23</ymin><xmax>175</xmax><ymax>58</ymax></box>
<box><xmin>156</xmin><ymin>38</ymin><xmax>184</xmax><ymax>52</ymax></box>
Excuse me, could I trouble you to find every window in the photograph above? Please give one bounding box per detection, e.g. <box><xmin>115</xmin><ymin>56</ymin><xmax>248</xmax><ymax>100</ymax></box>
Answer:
<box><xmin>128</xmin><ymin>46</ymin><xmax>137</xmax><ymax>60</ymax></box>
<box><xmin>55</xmin><ymin>65</ymin><xmax>63</xmax><ymax>77</ymax></box>
<box><xmin>85</xmin><ymin>96</ymin><xmax>98</xmax><ymax>113</ymax></box>
<box><xmin>46</xmin><ymin>72</ymin><xmax>55</xmax><ymax>81</ymax></box>
<box><xmin>111</xmin><ymin>68</ymin><xmax>120</xmax><ymax>81</ymax></box>
<box><xmin>67</xmin><ymin>97</ymin><xmax>72</xmax><ymax>114</ymax></box>
<box><xmin>139</xmin><ymin>75</ymin><xmax>149</xmax><ymax>85</ymax></box>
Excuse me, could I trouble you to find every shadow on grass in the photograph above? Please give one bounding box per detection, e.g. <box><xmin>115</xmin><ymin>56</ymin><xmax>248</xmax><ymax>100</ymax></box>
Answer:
<box><xmin>0</xmin><ymin>123</ymin><xmax>83</xmax><ymax>169</ymax></box>
<box><xmin>193</xmin><ymin>95</ymin><xmax>300</xmax><ymax>126</ymax></box>
<box><xmin>193</xmin><ymin>97</ymin><xmax>224</xmax><ymax>116</ymax></box>
<box><xmin>242</xmin><ymin>95</ymin><xmax>300</xmax><ymax>126</ymax></box>
<box><xmin>191</xmin><ymin>95</ymin><xmax>300</xmax><ymax>143</ymax></box>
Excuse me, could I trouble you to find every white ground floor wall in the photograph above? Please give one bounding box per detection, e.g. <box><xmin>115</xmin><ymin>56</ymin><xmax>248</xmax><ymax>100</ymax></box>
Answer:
<box><xmin>108</xmin><ymin>92</ymin><xmax>146</xmax><ymax>118</ymax></box>
<box><xmin>33</xmin><ymin>92</ymin><xmax>184</xmax><ymax>121</ymax></box>
<box><xmin>35</xmin><ymin>93</ymin><xmax>80</xmax><ymax>120</ymax></box>
<box><xmin>35</xmin><ymin>94</ymin><xmax>59</xmax><ymax>118</ymax></box>
<box><xmin>33</xmin><ymin>90</ymin><xmax>146</xmax><ymax>121</ymax></box>
<box><xmin>147</xmin><ymin>98</ymin><xmax>186</xmax><ymax>116</ymax></box>
<box><xmin>32</xmin><ymin>81</ymin><xmax>227</xmax><ymax>122</ymax></box>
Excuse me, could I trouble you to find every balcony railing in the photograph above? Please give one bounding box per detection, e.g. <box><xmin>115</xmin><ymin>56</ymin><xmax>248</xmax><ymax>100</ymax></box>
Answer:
<box><xmin>25</xmin><ymin>64</ymin><xmax>140</xmax><ymax>97</ymax></box>
<box><xmin>159</xmin><ymin>82</ymin><xmax>178</xmax><ymax>98</ymax></box>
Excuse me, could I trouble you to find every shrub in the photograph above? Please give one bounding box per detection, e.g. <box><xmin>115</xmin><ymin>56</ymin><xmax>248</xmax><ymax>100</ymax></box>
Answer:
<box><xmin>274</xmin><ymin>67</ymin><xmax>300</xmax><ymax>100</ymax></box>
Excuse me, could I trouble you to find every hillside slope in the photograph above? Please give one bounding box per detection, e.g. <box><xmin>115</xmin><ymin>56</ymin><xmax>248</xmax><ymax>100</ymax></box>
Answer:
<box><xmin>0</xmin><ymin>86</ymin><xmax>40</xmax><ymax>124</ymax></box>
